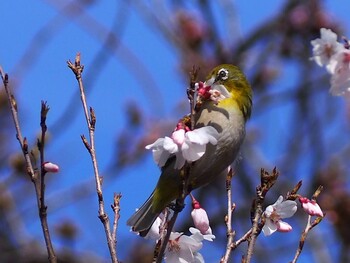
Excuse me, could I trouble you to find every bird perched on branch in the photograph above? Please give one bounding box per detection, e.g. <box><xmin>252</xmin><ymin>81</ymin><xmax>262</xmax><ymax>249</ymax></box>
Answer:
<box><xmin>127</xmin><ymin>64</ymin><xmax>253</xmax><ymax>236</ymax></box>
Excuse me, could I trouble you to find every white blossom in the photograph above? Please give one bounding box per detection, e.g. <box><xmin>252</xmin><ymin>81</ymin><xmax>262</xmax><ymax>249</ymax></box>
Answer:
<box><xmin>262</xmin><ymin>196</ymin><xmax>297</xmax><ymax>236</ymax></box>
<box><xmin>329</xmin><ymin>49</ymin><xmax>350</xmax><ymax>95</ymax></box>
<box><xmin>311</xmin><ymin>28</ymin><xmax>344</xmax><ymax>72</ymax></box>
<box><xmin>191</xmin><ymin>198</ymin><xmax>211</xmax><ymax>235</ymax></box>
<box><xmin>165</xmin><ymin>231</ymin><xmax>203</xmax><ymax>263</ymax></box>
<box><xmin>146</xmin><ymin>126</ymin><xmax>219</xmax><ymax>169</ymax></box>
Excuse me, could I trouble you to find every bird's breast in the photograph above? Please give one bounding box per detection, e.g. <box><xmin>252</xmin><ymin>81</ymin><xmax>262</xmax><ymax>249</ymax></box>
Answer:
<box><xmin>189</xmin><ymin>102</ymin><xmax>246</xmax><ymax>188</ymax></box>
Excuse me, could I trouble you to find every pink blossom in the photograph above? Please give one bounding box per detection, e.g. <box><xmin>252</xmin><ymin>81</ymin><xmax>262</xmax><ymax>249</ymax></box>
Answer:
<box><xmin>276</xmin><ymin>221</ymin><xmax>293</xmax><ymax>232</ymax></box>
<box><xmin>311</xmin><ymin>28</ymin><xmax>343</xmax><ymax>70</ymax></box>
<box><xmin>299</xmin><ymin>197</ymin><xmax>324</xmax><ymax>217</ymax></box>
<box><xmin>191</xmin><ymin>197</ymin><xmax>211</xmax><ymax>235</ymax></box>
<box><xmin>329</xmin><ymin>49</ymin><xmax>350</xmax><ymax>95</ymax></box>
<box><xmin>146</xmin><ymin>126</ymin><xmax>219</xmax><ymax>169</ymax></box>
<box><xmin>42</xmin><ymin>162</ymin><xmax>59</xmax><ymax>173</ymax></box>
<box><xmin>196</xmin><ymin>80</ymin><xmax>231</xmax><ymax>104</ymax></box>
<box><xmin>262</xmin><ymin>196</ymin><xmax>297</xmax><ymax>236</ymax></box>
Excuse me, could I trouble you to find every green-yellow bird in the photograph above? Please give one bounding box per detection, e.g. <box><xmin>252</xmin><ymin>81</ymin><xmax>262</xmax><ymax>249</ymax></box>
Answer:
<box><xmin>127</xmin><ymin>64</ymin><xmax>252</xmax><ymax>236</ymax></box>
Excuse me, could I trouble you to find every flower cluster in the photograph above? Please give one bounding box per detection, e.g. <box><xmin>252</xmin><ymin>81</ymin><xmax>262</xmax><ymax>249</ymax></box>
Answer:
<box><xmin>196</xmin><ymin>81</ymin><xmax>230</xmax><ymax>104</ymax></box>
<box><xmin>143</xmin><ymin>197</ymin><xmax>214</xmax><ymax>263</ymax></box>
<box><xmin>311</xmin><ymin>28</ymin><xmax>350</xmax><ymax>96</ymax></box>
<box><xmin>146</xmin><ymin>119</ymin><xmax>219</xmax><ymax>169</ymax></box>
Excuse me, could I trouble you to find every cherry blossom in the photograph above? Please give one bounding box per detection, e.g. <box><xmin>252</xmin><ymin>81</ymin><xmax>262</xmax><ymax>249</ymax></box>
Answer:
<box><xmin>311</xmin><ymin>28</ymin><xmax>350</xmax><ymax>96</ymax></box>
<box><xmin>190</xmin><ymin>196</ymin><xmax>212</xmax><ymax>235</ymax></box>
<box><xmin>144</xmin><ymin>216</ymin><xmax>163</xmax><ymax>240</ymax></box>
<box><xmin>311</xmin><ymin>28</ymin><xmax>343</xmax><ymax>72</ymax></box>
<box><xmin>262</xmin><ymin>195</ymin><xmax>297</xmax><ymax>236</ymax></box>
<box><xmin>196</xmin><ymin>81</ymin><xmax>231</xmax><ymax>104</ymax></box>
<box><xmin>42</xmin><ymin>162</ymin><xmax>59</xmax><ymax>173</ymax></box>
<box><xmin>329</xmin><ymin>49</ymin><xmax>350</xmax><ymax>95</ymax></box>
<box><xmin>165</xmin><ymin>231</ymin><xmax>203</xmax><ymax>263</ymax></box>
<box><xmin>299</xmin><ymin>197</ymin><xmax>324</xmax><ymax>217</ymax></box>
<box><xmin>146</xmin><ymin>126</ymin><xmax>219</xmax><ymax>169</ymax></box>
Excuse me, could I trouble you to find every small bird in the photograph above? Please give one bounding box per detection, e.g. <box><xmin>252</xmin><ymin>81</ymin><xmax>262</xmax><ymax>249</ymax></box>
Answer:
<box><xmin>127</xmin><ymin>64</ymin><xmax>252</xmax><ymax>236</ymax></box>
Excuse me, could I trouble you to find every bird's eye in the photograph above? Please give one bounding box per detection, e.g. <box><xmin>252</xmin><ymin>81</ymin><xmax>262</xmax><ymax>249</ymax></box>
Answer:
<box><xmin>217</xmin><ymin>68</ymin><xmax>229</xmax><ymax>81</ymax></box>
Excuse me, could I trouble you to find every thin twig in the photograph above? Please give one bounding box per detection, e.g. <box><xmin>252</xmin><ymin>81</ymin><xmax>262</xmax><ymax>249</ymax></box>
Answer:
<box><xmin>67</xmin><ymin>53</ymin><xmax>118</xmax><ymax>263</ymax></box>
<box><xmin>221</xmin><ymin>168</ymin><xmax>236</xmax><ymax>263</ymax></box>
<box><xmin>111</xmin><ymin>193</ymin><xmax>122</xmax><ymax>245</ymax></box>
<box><xmin>291</xmin><ymin>186</ymin><xmax>324</xmax><ymax>263</ymax></box>
<box><xmin>291</xmin><ymin>216</ymin><xmax>323</xmax><ymax>263</ymax></box>
<box><xmin>155</xmin><ymin>209</ymin><xmax>180</xmax><ymax>263</ymax></box>
<box><xmin>1</xmin><ymin>69</ymin><xmax>57</xmax><ymax>262</ymax></box>
<box><xmin>245</xmin><ymin>168</ymin><xmax>279</xmax><ymax>263</ymax></box>
<box><xmin>152</xmin><ymin>209</ymin><xmax>169</xmax><ymax>262</ymax></box>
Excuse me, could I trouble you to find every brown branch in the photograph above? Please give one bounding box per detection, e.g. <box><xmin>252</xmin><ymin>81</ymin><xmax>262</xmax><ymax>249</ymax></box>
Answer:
<box><xmin>244</xmin><ymin>168</ymin><xmax>279</xmax><ymax>263</ymax></box>
<box><xmin>221</xmin><ymin>168</ymin><xmax>236</xmax><ymax>263</ymax></box>
<box><xmin>291</xmin><ymin>186</ymin><xmax>324</xmax><ymax>263</ymax></box>
<box><xmin>1</xmin><ymin>68</ymin><xmax>57</xmax><ymax>262</ymax></box>
<box><xmin>67</xmin><ymin>54</ymin><xmax>118</xmax><ymax>263</ymax></box>
<box><xmin>111</xmin><ymin>193</ymin><xmax>122</xmax><ymax>246</ymax></box>
<box><xmin>291</xmin><ymin>216</ymin><xmax>323</xmax><ymax>263</ymax></box>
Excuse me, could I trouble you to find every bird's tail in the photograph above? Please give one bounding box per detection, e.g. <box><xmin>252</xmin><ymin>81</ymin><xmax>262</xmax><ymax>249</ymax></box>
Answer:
<box><xmin>127</xmin><ymin>191</ymin><xmax>160</xmax><ymax>237</ymax></box>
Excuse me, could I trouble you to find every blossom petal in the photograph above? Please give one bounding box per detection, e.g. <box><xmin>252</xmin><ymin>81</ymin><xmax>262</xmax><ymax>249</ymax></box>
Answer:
<box><xmin>174</xmin><ymin>152</ymin><xmax>186</xmax><ymax>169</ymax></box>
<box><xmin>144</xmin><ymin>216</ymin><xmax>162</xmax><ymax>240</ymax></box>
<box><xmin>276</xmin><ymin>200</ymin><xmax>297</xmax><ymax>219</ymax></box>
<box><xmin>189</xmin><ymin>227</ymin><xmax>215</xmax><ymax>242</ymax></box>
<box><xmin>172</xmin><ymin>129</ymin><xmax>186</xmax><ymax>145</ymax></box>
<box><xmin>186</xmin><ymin>127</ymin><xmax>219</xmax><ymax>145</ymax></box>
<box><xmin>191</xmin><ymin>208</ymin><xmax>210</xmax><ymax>235</ymax></box>
<box><xmin>163</xmin><ymin>136</ymin><xmax>179</xmax><ymax>153</ymax></box>
<box><xmin>277</xmin><ymin>220</ymin><xmax>293</xmax><ymax>233</ymax></box>
<box><xmin>262</xmin><ymin>219</ymin><xmax>278</xmax><ymax>236</ymax></box>
<box><xmin>182</xmin><ymin>142</ymin><xmax>206</xmax><ymax>162</ymax></box>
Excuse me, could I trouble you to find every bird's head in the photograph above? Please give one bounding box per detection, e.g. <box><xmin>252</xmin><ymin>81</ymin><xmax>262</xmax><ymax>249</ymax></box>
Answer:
<box><xmin>205</xmin><ymin>64</ymin><xmax>253</xmax><ymax>121</ymax></box>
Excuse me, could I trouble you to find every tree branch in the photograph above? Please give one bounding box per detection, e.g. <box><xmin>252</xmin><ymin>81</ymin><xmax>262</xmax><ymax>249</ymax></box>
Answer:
<box><xmin>67</xmin><ymin>53</ymin><xmax>118</xmax><ymax>263</ymax></box>
<box><xmin>1</xmin><ymin>67</ymin><xmax>57</xmax><ymax>262</ymax></box>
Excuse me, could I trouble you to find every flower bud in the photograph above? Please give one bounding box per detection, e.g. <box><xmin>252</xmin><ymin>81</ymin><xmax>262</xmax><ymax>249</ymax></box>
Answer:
<box><xmin>299</xmin><ymin>197</ymin><xmax>324</xmax><ymax>217</ymax></box>
<box><xmin>43</xmin><ymin>162</ymin><xmax>59</xmax><ymax>173</ymax></box>
<box><xmin>191</xmin><ymin>197</ymin><xmax>210</xmax><ymax>235</ymax></box>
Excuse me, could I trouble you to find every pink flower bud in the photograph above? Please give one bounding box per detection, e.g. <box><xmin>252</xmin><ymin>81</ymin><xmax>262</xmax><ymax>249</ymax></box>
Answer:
<box><xmin>171</xmin><ymin>129</ymin><xmax>186</xmax><ymax>145</ymax></box>
<box><xmin>191</xmin><ymin>197</ymin><xmax>210</xmax><ymax>235</ymax></box>
<box><xmin>43</xmin><ymin>162</ymin><xmax>59</xmax><ymax>173</ymax></box>
<box><xmin>277</xmin><ymin>221</ymin><xmax>293</xmax><ymax>233</ymax></box>
<box><xmin>299</xmin><ymin>197</ymin><xmax>324</xmax><ymax>217</ymax></box>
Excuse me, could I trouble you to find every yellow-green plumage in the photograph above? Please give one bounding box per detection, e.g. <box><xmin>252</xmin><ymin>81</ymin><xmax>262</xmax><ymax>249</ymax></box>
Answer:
<box><xmin>127</xmin><ymin>64</ymin><xmax>252</xmax><ymax>236</ymax></box>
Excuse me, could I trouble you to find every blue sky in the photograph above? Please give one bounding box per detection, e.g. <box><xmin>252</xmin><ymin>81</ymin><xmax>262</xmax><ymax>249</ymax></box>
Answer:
<box><xmin>1</xmin><ymin>1</ymin><xmax>350</xmax><ymax>262</ymax></box>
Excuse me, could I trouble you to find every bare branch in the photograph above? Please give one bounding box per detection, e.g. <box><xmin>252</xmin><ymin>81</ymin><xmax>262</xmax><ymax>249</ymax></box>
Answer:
<box><xmin>245</xmin><ymin>168</ymin><xmax>279</xmax><ymax>262</ymax></box>
<box><xmin>1</xmin><ymin>69</ymin><xmax>57</xmax><ymax>262</ymax></box>
<box><xmin>221</xmin><ymin>168</ymin><xmax>236</xmax><ymax>263</ymax></box>
<box><xmin>291</xmin><ymin>186</ymin><xmax>325</xmax><ymax>263</ymax></box>
<box><xmin>111</xmin><ymin>193</ymin><xmax>122</xmax><ymax>245</ymax></box>
<box><xmin>68</xmin><ymin>53</ymin><xmax>118</xmax><ymax>263</ymax></box>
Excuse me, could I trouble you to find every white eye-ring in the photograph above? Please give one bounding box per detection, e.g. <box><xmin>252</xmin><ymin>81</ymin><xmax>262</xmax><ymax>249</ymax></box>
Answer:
<box><xmin>217</xmin><ymin>68</ymin><xmax>229</xmax><ymax>80</ymax></box>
